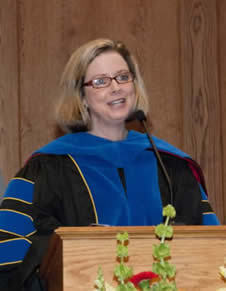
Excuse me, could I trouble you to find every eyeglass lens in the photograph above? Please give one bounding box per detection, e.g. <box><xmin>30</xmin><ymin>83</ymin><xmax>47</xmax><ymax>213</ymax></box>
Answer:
<box><xmin>91</xmin><ymin>72</ymin><xmax>133</xmax><ymax>88</ymax></box>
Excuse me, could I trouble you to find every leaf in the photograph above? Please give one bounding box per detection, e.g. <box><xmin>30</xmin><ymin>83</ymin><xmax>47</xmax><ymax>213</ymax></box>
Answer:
<box><xmin>116</xmin><ymin>282</ymin><xmax>137</xmax><ymax>291</ymax></box>
<box><xmin>155</xmin><ymin>225</ymin><xmax>173</xmax><ymax>239</ymax></box>
<box><xmin>139</xmin><ymin>279</ymin><xmax>151</xmax><ymax>290</ymax></box>
<box><xmin>162</xmin><ymin>205</ymin><xmax>176</xmax><ymax>219</ymax></box>
<box><xmin>114</xmin><ymin>263</ymin><xmax>133</xmax><ymax>281</ymax></box>
<box><xmin>105</xmin><ymin>282</ymin><xmax>115</xmax><ymax>291</ymax></box>
<box><xmin>152</xmin><ymin>261</ymin><xmax>167</xmax><ymax>278</ymax></box>
<box><xmin>151</xmin><ymin>281</ymin><xmax>177</xmax><ymax>291</ymax></box>
<box><xmin>117</xmin><ymin>244</ymin><xmax>129</xmax><ymax>258</ymax></box>
<box><xmin>94</xmin><ymin>266</ymin><xmax>106</xmax><ymax>291</ymax></box>
<box><xmin>152</xmin><ymin>243</ymin><xmax>170</xmax><ymax>259</ymax></box>
<box><xmin>219</xmin><ymin>266</ymin><xmax>226</xmax><ymax>279</ymax></box>
<box><xmin>152</xmin><ymin>261</ymin><xmax>176</xmax><ymax>279</ymax></box>
<box><xmin>164</xmin><ymin>263</ymin><xmax>176</xmax><ymax>279</ymax></box>
<box><xmin>117</xmin><ymin>232</ymin><xmax>129</xmax><ymax>243</ymax></box>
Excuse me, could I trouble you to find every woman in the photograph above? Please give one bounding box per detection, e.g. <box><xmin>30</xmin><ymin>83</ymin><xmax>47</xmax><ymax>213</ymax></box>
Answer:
<box><xmin>0</xmin><ymin>39</ymin><xmax>219</xmax><ymax>290</ymax></box>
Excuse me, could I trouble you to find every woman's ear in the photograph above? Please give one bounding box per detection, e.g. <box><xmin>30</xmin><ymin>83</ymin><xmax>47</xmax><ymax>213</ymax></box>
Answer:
<box><xmin>82</xmin><ymin>99</ymin><xmax>89</xmax><ymax>111</ymax></box>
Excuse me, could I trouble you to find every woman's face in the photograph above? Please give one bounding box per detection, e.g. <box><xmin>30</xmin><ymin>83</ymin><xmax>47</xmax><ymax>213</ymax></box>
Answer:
<box><xmin>83</xmin><ymin>51</ymin><xmax>136</xmax><ymax>131</ymax></box>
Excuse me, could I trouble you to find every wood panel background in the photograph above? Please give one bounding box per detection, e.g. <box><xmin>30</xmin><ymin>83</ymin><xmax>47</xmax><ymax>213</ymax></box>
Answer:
<box><xmin>0</xmin><ymin>0</ymin><xmax>225</xmax><ymax>223</ymax></box>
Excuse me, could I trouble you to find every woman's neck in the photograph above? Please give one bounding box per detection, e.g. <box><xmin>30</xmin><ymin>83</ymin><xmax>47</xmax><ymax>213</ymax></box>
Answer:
<box><xmin>88</xmin><ymin>125</ymin><xmax>128</xmax><ymax>141</ymax></box>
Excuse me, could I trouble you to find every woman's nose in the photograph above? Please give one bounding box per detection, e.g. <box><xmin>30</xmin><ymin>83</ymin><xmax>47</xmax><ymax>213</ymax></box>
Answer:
<box><xmin>110</xmin><ymin>78</ymin><xmax>121</xmax><ymax>92</ymax></box>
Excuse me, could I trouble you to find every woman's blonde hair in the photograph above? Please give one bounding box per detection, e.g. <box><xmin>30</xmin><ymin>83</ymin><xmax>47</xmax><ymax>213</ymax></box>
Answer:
<box><xmin>56</xmin><ymin>38</ymin><xmax>149</xmax><ymax>132</ymax></box>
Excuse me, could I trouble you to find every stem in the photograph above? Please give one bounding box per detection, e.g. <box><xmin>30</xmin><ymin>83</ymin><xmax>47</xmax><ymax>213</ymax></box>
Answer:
<box><xmin>161</xmin><ymin>216</ymin><xmax>169</xmax><ymax>243</ymax></box>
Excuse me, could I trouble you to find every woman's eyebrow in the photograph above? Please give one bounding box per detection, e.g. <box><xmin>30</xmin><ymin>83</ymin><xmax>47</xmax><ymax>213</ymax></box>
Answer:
<box><xmin>90</xmin><ymin>69</ymin><xmax>129</xmax><ymax>79</ymax></box>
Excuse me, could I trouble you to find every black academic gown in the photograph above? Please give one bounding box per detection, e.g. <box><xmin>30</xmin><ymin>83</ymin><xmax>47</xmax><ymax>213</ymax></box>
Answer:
<box><xmin>0</xmin><ymin>131</ymin><xmax>217</xmax><ymax>291</ymax></box>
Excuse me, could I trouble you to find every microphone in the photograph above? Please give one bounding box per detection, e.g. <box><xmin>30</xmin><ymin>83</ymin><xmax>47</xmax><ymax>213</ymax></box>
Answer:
<box><xmin>133</xmin><ymin>110</ymin><xmax>174</xmax><ymax>207</ymax></box>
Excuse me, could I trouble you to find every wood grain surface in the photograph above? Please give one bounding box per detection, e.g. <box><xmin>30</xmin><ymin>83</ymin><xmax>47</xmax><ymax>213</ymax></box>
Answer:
<box><xmin>0</xmin><ymin>0</ymin><xmax>225</xmax><ymax>222</ymax></box>
<box><xmin>180</xmin><ymin>0</ymin><xmax>224</xmax><ymax>222</ymax></box>
<box><xmin>0</xmin><ymin>1</ymin><xmax>20</xmax><ymax>182</ymax></box>
<box><xmin>41</xmin><ymin>226</ymin><xmax>226</xmax><ymax>291</ymax></box>
<box><xmin>217</xmin><ymin>0</ymin><xmax>226</xmax><ymax>224</ymax></box>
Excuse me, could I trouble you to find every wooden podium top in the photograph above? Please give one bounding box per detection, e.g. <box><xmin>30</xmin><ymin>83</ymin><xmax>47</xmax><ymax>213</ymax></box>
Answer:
<box><xmin>41</xmin><ymin>226</ymin><xmax>226</xmax><ymax>291</ymax></box>
<box><xmin>55</xmin><ymin>225</ymin><xmax>226</xmax><ymax>239</ymax></box>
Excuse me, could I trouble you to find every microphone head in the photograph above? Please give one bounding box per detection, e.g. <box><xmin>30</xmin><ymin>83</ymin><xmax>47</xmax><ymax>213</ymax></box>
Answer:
<box><xmin>126</xmin><ymin>110</ymin><xmax>147</xmax><ymax>122</ymax></box>
<box><xmin>135</xmin><ymin>110</ymin><xmax>147</xmax><ymax>122</ymax></box>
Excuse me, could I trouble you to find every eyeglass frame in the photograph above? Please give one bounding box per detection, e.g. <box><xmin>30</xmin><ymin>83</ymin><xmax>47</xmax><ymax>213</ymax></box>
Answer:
<box><xmin>82</xmin><ymin>71</ymin><xmax>134</xmax><ymax>89</ymax></box>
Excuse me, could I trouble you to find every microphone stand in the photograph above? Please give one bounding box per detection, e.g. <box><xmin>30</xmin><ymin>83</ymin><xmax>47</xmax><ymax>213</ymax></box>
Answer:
<box><xmin>134</xmin><ymin>110</ymin><xmax>174</xmax><ymax>207</ymax></box>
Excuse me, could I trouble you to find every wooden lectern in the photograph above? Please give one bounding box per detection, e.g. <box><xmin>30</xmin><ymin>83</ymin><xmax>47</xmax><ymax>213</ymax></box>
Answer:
<box><xmin>40</xmin><ymin>226</ymin><xmax>226</xmax><ymax>291</ymax></box>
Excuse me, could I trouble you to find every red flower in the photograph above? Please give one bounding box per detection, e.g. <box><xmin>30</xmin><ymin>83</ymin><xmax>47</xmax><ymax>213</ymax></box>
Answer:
<box><xmin>129</xmin><ymin>271</ymin><xmax>158</xmax><ymax>286</ymax></box>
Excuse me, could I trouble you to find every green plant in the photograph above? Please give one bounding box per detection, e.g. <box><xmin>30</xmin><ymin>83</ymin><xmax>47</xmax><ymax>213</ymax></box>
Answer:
<box><xmin>94</xmin><ymin>205</ymin><xmax>177</xmax><ymax>291</ymax></box>
<box><xmin>151</xmin><ymin>204</ymin><xmax>177</xmax><ymax>291</ymax></box>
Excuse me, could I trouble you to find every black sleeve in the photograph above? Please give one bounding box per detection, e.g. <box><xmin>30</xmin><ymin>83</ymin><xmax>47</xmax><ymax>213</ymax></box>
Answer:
<box><xmin>0</xmin><ymin>155</ymin><xmax>62</xmax><ymax>291</ymax></box>
<box><xmin>0</xmin><ymin>154</ymin><xmax>96</xmax><ymax>291</ymax></box>
<box><xmin>158</xmin><ymin>153</ymin><xmax>203</xmax><ymax>225</ymax></box>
